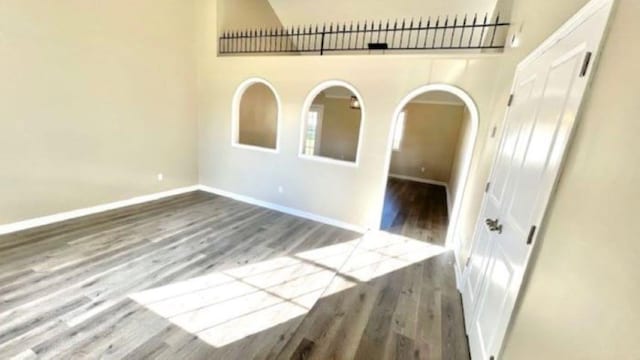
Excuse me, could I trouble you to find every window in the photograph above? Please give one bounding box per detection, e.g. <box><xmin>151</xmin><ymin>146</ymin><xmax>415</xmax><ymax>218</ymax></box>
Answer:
<box><xmin>232</xmin><ymin>78</ymin><xmax>281</xmax><ymax>152</ymax></box>
<box><xmin>300</xmin><ymin>81</ymin><xmax>365</xmax><ymax>165</ymax></box>
<box><xmin>304</xmin><ymin>105</ymin><xmax>323</xmax><ymax>156</ymax></box>
<box><xmin>392</xmin><ymin>111</ymin><xmax>406</xmax><ymax>151</ymax></box>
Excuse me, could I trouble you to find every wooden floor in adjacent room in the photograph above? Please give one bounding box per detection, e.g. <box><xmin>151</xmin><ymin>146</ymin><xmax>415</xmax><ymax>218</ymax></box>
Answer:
<box><xmin>381</xmin><ymin>177</ymin><xmax>450</xmax><ymax>246</ymax></box>
<box><xmin>0</xmin><ymin>191</ymin><xmax>469</xmax><ymax>360</ymax></box>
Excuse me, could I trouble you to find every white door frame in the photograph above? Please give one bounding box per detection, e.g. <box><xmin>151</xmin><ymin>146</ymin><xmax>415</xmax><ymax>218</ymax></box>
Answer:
<box><xmin>375</xmin><ymin>84</ymin><xmax>480</xmax><ymax>254</ymax></box>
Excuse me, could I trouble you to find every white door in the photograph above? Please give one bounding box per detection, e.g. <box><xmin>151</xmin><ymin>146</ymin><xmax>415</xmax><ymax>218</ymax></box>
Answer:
<box><xmin>461</xmin><ymin>1</ymin><xmax>614</xmax><ymax>359</ymax></box>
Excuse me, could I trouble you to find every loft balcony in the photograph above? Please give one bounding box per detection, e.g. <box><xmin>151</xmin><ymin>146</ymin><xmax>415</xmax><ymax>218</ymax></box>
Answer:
<box><xmin>219</xmin><ymin>13</ymin><xmax>510</xmax><ymax>56</ymax></box>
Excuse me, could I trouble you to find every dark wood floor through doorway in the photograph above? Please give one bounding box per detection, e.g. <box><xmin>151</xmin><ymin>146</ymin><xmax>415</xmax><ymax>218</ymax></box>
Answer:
<box><xmin>381</xmin><ymin>177</ymin><xmax>450</xmax><ymax>246</ymax></box>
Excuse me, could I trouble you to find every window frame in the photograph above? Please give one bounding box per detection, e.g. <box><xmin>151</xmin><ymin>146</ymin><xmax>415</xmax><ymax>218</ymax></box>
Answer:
<box><xmin>231</xmin><ymin>77</ymin><xmax>282</xmax><ymax>154</ymax></box>
<box><xmin>298</xmin><ymin>80</ymin><xmax>366</xmax><ymax>168</ymax></box>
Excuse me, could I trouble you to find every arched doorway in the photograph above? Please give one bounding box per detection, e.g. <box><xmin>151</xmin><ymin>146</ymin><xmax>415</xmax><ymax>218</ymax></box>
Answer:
<box><xmin>376</xmin><ymin>84</ymin><xmax>479</xmax><ymax>251</ymax></box>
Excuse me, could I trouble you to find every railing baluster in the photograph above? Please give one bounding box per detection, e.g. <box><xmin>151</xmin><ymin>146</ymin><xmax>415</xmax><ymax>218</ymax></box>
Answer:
<box><xmin>384</xmin><ymin>20</ymin><xmax>390</xmax><ymax>46</ymax></box>
<box><xmin>407</xmin><ymin>18</ymin><xmax>414</xmax><ymax>49</ymax></box>
<box><xmin>432</xmin><ymin>17</ymin><xmax>439</xmax><ymax>49</ymax></box>
<box><xmin>459</xmin><ymin>15</ymin><xmax>467</xmax><ymax>48</ymax></box>
<box><xmin>423</xmin><ymin>17</ymin><xmax>431</xmax><ymax>48</ymax></box>
<box><xmin>391</xmin><ymin>20</ymin><xmax>397</xmax><ymax>49</ymax></box>
<box><xmin>441</xmin><ymin>16</ymin><xmax>448</xmax><ymax>48</ymax></box>
<box><xmin>490</xmin><ymin>14</ymin><xmax>500</xmax><ymax>48</ymax></box>
<box><xmin>479</xmin><ymin>13</ymin><xmax>488</xmax><ymax>48</ymax></box>
<box><xmin>415</xmin><ymin>17</ymin><xmax>422</xmax><ymax>49</ymax></box>
<box><xmin>398</xmin><ymin>19</ymin><xmax>405</xmax><ymax>49</ymax></box>
<box><xmin>468</xmin><ymin>14</ymin><xmax>477</xmax><ymax>48</ymax></box>
<box><xmin>450</xmin><ymin>16</ymin><xmax>457</xmax><ymax>48</ymax></box>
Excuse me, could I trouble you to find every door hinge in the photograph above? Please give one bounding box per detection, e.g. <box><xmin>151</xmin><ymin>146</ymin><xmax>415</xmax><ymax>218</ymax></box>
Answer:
<box><xmin>465</xmin><ymin>256</ymin><xmax>472</xmax><ymax>268</ymax></box>
<box><xmin>507</xmin><ymin>94</ymin><xmax>514</xmax><ymax>106</ymax></box>
<box><xmin>579</xmin><ymin>51</ymin><xmax>593</xmax><ymax>77</ymax></box>
<box><xmin>491</xmin><ymin>126</ymin><xmax>498</xmax><ymax>138</ymax></box>
<box><xmin>526</xmin><ymin>225</ymin><xmax>537</xmax><ymax>245</ymax></box>
<box><xmin>485</xmin><ymin>182</ymin><xmax>491</xmax><ymax>193</ymax></box>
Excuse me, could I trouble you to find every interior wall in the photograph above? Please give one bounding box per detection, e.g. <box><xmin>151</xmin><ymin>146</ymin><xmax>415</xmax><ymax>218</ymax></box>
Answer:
<box><xmin>218</xmin><ymin>0</ymin><xmax>285</xmax><ymax>31</ymax></box>
<box><xmin>197</xmin><ymin>0</ymin><xmax>504</xmax><ymax>233</ymax></box>
<box><xmin>239</xmin><ymin>83</ymin><xmax>278</xmax><ymax>149</ymax></box>
<box><xmin>0</xmin><ymin>0</ymin><xmax>198</xmax><ymax>225</ymax></box>
<box><xmin>267</xmin><ymin>0</ymin><xmax>501</xmax><ymax>28</ymax></box>
<box><xmin>448</xmin><ymin>107</ymin><xmax>474</xmax><ymax>213</ymax></box>
<box><xmin>494</xmin><ymin>0</ymin><xmax>640</xmax><ymax>358</ymax></box>
<box><xmin>389</xmin><ymin>102</ymin><xmax>464</xmax><ymax>183</ymax></box>
<box><xmin>311</xmin><ymin>96</ymin><xmax>361</xmax><ymax>162</ymax></box>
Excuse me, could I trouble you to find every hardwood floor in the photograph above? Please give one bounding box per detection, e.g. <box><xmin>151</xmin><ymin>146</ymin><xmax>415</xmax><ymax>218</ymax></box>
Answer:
<box><xmin>381</xmin><ymin>178</ymin><xmax>450</xmax><ymax>246</ymax></box>
<box><xmin>0</xmin><ymin>191</ymin><xmax>469</xmax><ymax>360</ymax></box>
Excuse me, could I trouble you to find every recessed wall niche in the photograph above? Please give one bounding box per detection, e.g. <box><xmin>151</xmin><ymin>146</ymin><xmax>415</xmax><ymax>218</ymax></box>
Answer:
<box><xmin>232</xmin><ymin>78</ymin><xmax>281</xmax><ymax>152</ymax></box>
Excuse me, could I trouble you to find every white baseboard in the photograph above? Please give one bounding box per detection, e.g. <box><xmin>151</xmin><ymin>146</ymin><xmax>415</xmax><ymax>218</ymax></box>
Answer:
<box><xmin>198</xmin><ymin>185</ymin><xmax>367</xmax><ymax>234</ymax></box>
<box><xmin>388</xmin><ymin>173</ymin><xmax>448</xmax><ymax>187</ymax></box>
<box><xmin>454</xmin><ymin>254</ymin><xmax>464</xmax><ymax>291</ymax></box>
<box><xmin>0</xmin><ymin>184</ymin><xmax>367</xmax><ymax>237</ymax></box>
<box><xmin>0</xmin><ymin>186</ymin><xmax>200</xmax><ymax>236</ymax></box>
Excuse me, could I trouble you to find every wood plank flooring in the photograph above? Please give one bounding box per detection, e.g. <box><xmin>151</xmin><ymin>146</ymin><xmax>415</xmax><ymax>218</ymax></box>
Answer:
<box><xmin>0</xmin><ymin>191</ymin><xmax>469</xmax><ymax>359</ymax></box>
<box><xmin>381</xmin><ymin>178</ymin><xmax>450</xmax><ymax>246</ymax></box>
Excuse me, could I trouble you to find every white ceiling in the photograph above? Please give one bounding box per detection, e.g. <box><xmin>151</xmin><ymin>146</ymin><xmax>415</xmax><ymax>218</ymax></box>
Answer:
<box><xmin>267</xmin><ymin>0</ymin><xmax>501</xmax><ymax>28</ymax></box>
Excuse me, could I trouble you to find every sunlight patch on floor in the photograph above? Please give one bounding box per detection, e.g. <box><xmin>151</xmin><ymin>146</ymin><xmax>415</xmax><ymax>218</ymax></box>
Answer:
<box><xmin>130</xmin><ymin>231</ymin><xmax>447</xmax><ymax>348</ymax></box>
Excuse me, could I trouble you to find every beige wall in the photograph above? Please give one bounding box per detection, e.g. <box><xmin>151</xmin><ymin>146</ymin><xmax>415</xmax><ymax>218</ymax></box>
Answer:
<box><xmin>448</xmin><ymin>107</ymin><xmax>474</xmax><ymax>214</ymax></box>
<box><xmin>0</xmin><ymin>0</ymin><xmax>198</xmax><ymax>225</ymax></box>
<box><xmin>267</xmin><ymin>0</ymin><xmax>500</xmax><ymax>28</ymax></box>
<box><xmin>496</xmin><ymin>0</ymin><xmax>640</xmax><ymax>358</ymax></box>
<box><xmin>196</xmin><ymin>0</ymin><xmax>504</xmax><ymax>234</ymax></box>
<box><xmin>311</xmin><ymin>95</ymin><xmax>361</xmax><ymax>162</ymax></box>
<box><xmin>239</xmin><ymin>83</ymin><xmax>278</xmax><ymax>149</ymax></box>
<box><xmin>218</xmin><ymin>0</ymin><xmax>284</xmax><ymax>31</ymax></box>
<box><xmin>206</xmin><ymin>1</ymin><xmax>640</xmax><ymax>357</ymax></box>
<box><xmin>390</xmin><ymin>102</ymin><xmax>464</xmax><ymax>183</ymax></box>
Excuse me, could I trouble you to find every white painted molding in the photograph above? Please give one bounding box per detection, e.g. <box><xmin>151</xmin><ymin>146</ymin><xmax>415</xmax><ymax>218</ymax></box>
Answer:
<box><xmin>0</xmin><ymin>186</ymin><xmax>200</xmax><ymax>236</ymax></box>
<box><xmin>376</xmin><ymin>83</ymin><xmax>480</xmax><ymax>254</ymax></box>
<box><xmin>409</xmin><ymin>99</ymin><xmax>466</xmax><ymax>107</ymax></box>
<box><xmin>198</xmin><ymin>185</ymin><xmax>367</xmax><ymax>234</ymax></box>
<box><xmin>454</xmin><ymin>249</ymin><xmax>464</xmax><ymax>291</ymax></box>
<box><xmin>388</xmin><ymin>173</ymin><xmax>448</xmax><ymax>188</ymax></box>
<box><xmin>516</xmin><ymin>0</ymin><xmax>614</xmax><ymax>71</ymax></box>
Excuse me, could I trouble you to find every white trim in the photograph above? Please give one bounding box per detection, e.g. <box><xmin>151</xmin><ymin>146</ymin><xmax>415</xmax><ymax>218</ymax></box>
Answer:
<box><xmin>231</xmin><ymin>77</ymin><xmax>282</xmax><ymax>154</ymax></box>
<box><xmin>388</xmin><ymin>174</ymin><xmax>448</xmax><ymax>188</ymax></box>
<box><xmin>0</xmin><ymin>186</ymin><xmax>200</xmax><ymax>236</ymax></box>
<box><xmin>410</xmin><ymin>99</ymin><xmax>466</xmax><ymax>106</ymax></box>
<box><xmin>454</xmin><ymin>252</ymin><xmax>464</xmax><ymax>290</ymax></box>
<box><xmin>517</xmin><ymin>0</ymin><xmax>614</xmax><ymax>71</ymax></box>
<box><xmin>232</xmin><ymin>143</ymin><xmax>279</xmax><ymax>154</ymax></box>
<box><xmin>376</xmin><ymin>84</ymin><xmax>479</xmax><ymax>258</ymax></box>
<box><xmin>298</xmin><ymin>80</ymin><xmax>366</xmax><ymax>167</ymax></box>
<box><xmin>198</xmin><ymin>185</ymin><xmax>367</xmax><ymax>233</ymax></box>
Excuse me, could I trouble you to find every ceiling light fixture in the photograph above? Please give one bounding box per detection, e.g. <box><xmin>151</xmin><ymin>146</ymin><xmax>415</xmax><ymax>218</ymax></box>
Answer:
<box><xmin>350</xmin><ymin>96</ymin><xmax>361</xmax><ymax>110</ymax></box>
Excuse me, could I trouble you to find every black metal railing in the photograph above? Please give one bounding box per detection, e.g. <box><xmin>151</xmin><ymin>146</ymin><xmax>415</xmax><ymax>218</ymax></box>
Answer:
<box><xmin>219</xmin><ymin>14</ymin><xmax>510</xmax><ymax>56</ymax></box>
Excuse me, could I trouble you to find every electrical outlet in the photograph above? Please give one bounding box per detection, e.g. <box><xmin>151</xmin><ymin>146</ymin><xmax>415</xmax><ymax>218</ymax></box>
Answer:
<box><xmin>157</xmin><ymin>173</ymin><xmax>164</xmax><ymax>181</ymax></box>
<box><xmin>278</xmin><ymin>186</ymin><xmax>284</xmax><ymax>194</ymax></box>
<box><xmin>421</xmin><ymin>167</ymin><xmax>425</xmax><ymax>173</ymax></box>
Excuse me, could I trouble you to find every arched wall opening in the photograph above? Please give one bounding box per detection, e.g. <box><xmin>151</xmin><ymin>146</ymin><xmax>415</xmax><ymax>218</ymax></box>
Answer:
<box><xmin>376</xmin><ymin>83</ymin><xmax>479</xmax><ymax>253</ymax></box>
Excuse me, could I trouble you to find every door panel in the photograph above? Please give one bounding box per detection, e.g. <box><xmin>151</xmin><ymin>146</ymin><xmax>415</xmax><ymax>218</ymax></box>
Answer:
<box><xmin>462</xmin><ymin>2</ymin><xmax>614</xmax><ymax>359</ymax></box>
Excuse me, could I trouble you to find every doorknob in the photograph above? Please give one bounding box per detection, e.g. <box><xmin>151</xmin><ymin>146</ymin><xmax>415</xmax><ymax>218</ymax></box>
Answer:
<box><xmin>485</xmin><ymin>218</ymin><xmax>503</xmax><ymax>234</ymax></box>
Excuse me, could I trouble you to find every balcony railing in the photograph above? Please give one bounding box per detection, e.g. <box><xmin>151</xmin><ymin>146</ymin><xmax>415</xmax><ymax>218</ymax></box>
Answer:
<box><xmin>219</xmin><ymin>14</ymin><xmax>510</xmax><ymax>56</ymax></box>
